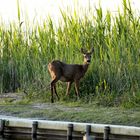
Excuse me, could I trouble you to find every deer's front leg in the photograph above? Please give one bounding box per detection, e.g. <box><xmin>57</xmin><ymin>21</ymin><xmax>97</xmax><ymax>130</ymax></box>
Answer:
<box><xmin>66</xmin><ymin>82</ymin><xmax>72</xmax><ymax>96</ymax></box>
<box><xmin>74</xmin><ymin>80</ymin><xmax>80</xmax><ymax>99</ymax></box>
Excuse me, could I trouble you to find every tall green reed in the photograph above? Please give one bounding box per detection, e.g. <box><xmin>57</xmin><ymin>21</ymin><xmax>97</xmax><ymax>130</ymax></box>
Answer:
<box><xmin>0</xmin><ymin>0</ymin><xmax>140</xmax><ymax>106</ymax></box>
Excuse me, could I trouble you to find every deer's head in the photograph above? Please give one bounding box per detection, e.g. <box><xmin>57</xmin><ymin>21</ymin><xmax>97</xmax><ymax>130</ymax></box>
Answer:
<box><xmin>81</xmin><ymin>47</ymin><xmax>94</xmax><ymax>64</ymax></box>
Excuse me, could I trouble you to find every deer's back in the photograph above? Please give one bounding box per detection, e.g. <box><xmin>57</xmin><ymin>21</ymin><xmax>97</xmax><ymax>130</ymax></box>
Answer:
<box><xmin>48</xmin><ymin>60</ymin><xmax>84</xmax><ymax>82</ymax></box>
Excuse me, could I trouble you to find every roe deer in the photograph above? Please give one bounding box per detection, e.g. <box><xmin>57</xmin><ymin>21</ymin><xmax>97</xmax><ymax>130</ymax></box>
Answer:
<box><xmin>48</xmin><ymin>47</ymin><xmax>94</xmax><ymax>103</ymax></box>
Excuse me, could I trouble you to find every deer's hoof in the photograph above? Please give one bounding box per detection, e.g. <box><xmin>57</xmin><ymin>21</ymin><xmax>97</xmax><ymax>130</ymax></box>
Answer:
<box><xmin>77</xmin><ymin>96</ymin><xmax>80</xmax><ymax>100</ymax></box>
<box><xmin>51</xmin><ymin>99</ymin><xmax>54</xmax><ymax>103</ymax></box>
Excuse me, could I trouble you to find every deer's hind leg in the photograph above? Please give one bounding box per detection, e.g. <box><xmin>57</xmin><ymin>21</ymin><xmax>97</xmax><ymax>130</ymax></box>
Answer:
<box><xmin>50</xmin><ymin>78</ymin><xmax>59</xmax><ymax>103</ymax></box>
<box><xmin>54</xmin><ymin>84</ymin><xmax>59</xmax><ymax>100</ymax></box>
<box><xmin>48</xmin><ymin>63</ymin><xmax>62</xmax><ymax>102</ymax></box>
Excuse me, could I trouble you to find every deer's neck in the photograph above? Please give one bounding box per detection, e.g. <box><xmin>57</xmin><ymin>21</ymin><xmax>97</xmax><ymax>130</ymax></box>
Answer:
<box><xmin>82</xmin><ymin>63</ymin><xmax>89</xmax><ymax>73</ymax></box>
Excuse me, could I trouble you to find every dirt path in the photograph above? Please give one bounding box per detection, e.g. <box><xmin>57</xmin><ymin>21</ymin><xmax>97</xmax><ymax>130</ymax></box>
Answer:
<box><xmin>0</xmin><ymin>92</ymin><xmax>85</xmax><ymax>120</ymax></box>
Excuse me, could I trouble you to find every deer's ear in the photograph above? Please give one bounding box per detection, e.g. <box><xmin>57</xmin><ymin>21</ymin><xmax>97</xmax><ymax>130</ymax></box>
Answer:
<box><xmin>90</xmin><ymin>47</ymin><xmax>94</xmax><ymax>54</ymax></box>
<box><xmin>81</xmin><ymin>48</ymin><xmax>87</xmax><ymax>54</ymax></box>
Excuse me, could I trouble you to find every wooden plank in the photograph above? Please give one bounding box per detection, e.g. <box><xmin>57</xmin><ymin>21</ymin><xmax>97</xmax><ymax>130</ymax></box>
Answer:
<box><xmin>32</xmin><ymin>121</ymin><xmax>38</xmax><ymax>139</ymax></box>
<box><xmin>104</xmin><ymin>126</ymin><xmax>110</xmax><ymax>140</ymax></box>
<box><xmin>109</xmin><ymin>125</ymin><xmax>140</xmax><ymax>136</ymax></box>
<box><xmin>0</xmin><ymin>119</ymin><xmax>5</xmax><ymax>138</ymax></box>
<box><xmin>0</xmin><ymin>117</ymin><xmax>140</xmax><ymax>137</ymax></box>
<box><xmin>67</xmin><ymin>124</ymin><xmax>73</xmax><ymax>140</ymax></box>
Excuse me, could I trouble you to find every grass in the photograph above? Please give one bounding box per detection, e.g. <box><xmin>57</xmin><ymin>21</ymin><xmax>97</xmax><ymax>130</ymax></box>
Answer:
<box><xmin>0</xmin><ymin>0</ymin><xmax>140</xmax><ymax>107</ymax></box>
<box><xmin>0</xmin><ymin>103</ymin><xmax>140</xmax><ymax>126</ymax></box>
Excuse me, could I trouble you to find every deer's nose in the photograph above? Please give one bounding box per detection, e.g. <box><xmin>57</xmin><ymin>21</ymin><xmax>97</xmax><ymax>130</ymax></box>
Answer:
<box><xmin>87</xmin><ymin>60</ymin><xmax>90</xmax><ymax>63</ymax></box>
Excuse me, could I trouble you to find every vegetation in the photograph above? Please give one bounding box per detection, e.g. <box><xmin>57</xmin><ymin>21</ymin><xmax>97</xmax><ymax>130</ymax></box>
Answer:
<box><xmin>0</xmin><ymin>103</ymin><xmax>140</xmax><ymax>126</ymax></box>
<box><xmin>0</xmin><ymin>0</ymin><xmax>140</xmax><ymax>108</ymax></box>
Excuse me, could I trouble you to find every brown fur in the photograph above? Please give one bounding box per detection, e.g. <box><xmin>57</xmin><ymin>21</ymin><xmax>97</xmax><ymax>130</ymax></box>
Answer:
<box><xmin>48</xmin><ymin>48</ymin><xmax>94</xmax><ymax>103</ymax></box>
